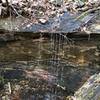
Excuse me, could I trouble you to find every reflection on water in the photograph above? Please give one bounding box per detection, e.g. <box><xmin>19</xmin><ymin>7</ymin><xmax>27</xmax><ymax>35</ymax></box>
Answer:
<box><xmin>0</xmin><ymin>36</ymin><xmax>99</xmax><ymax>67</ymax></box>
<box><xmin>0</xmin><ymin>34</ymin><xmax>100</xmax><ymax>99</ymax></box>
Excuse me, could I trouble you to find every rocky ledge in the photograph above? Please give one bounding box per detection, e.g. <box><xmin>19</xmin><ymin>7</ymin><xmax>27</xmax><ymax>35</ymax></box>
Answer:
<box><xmin>0</xmin><ymin>11</ymin><xmax>100</xmax><ymax>33</ymax></box>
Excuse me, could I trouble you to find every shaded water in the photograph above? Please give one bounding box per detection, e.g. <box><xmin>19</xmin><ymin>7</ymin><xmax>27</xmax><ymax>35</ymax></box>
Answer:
<box><xmin>0</xmin><ymin>34</ymin><xmax>100</xmax><ymax>64</ymax></box>
<box><xmin>0</xmin><ymin>34</ymin><xmax>100</xmax><ymax>99</ymax></box>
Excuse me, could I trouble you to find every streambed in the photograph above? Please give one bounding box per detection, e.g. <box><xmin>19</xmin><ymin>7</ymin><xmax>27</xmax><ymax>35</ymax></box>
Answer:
<box><xmin>0</xmin><ymin>35</ymin><xmax>100</xmax><ymax>99</ymax></box>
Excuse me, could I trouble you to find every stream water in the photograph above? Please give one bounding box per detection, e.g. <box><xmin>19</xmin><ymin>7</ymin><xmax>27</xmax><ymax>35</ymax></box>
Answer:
<box><xmin>0</xmin><ymin>33</ymin><xmax>100</xmax><ymax>99</ymax></box>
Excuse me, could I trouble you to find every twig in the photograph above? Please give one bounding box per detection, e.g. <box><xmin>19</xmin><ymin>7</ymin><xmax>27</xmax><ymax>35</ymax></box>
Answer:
<box><xmin>8</xmin><ymin>82</ymin><xmax>11</xmax><ymax>94</ymax></box>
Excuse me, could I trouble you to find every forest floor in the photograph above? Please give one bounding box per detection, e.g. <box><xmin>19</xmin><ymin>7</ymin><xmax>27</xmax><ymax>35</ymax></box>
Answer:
<box><xmin>0</xmin><ymin>0</ymin><xmax>99</xmax><ymax>20</ymax></box>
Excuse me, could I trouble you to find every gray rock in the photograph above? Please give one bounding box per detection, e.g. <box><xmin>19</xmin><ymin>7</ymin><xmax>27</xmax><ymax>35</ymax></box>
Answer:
<box><xmin>21</xmin><ymin>11</ymin><xmax>82</xmax><ymax>33</ymax></box>
<box><xmin>49</xmin><ymin>0</ymin><xmax>63</xmax><ymax>5</ymax></box>
<box><xmin>88</xmin><ymin>0</ymin><xmax>100</xmax><ymax>4</ymax></box>
<box><xmin>0</xmin><ymin>11</ymin><xmax>99</xmax><ymax>34</ymax></box>
<box><xmin>73</xmin><ymin>73</ymin><xmax>100</xmax><ymax>100</ymax></box>
<box><xmin>0</xmin><ymin>11</ymin><xmax>82</xmax><ymax>33</ymax></box>
<box><xmin>85</xmin><ymin>14</ymin><xmax>100</xmax><ymax>34</ymax></box>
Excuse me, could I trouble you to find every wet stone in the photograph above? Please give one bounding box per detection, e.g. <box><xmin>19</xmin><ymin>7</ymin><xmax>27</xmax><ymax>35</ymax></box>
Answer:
<box><xmin>0</xmin><ymin>11</ymin><xmax>82</xmax><ymax>33</ymax></box>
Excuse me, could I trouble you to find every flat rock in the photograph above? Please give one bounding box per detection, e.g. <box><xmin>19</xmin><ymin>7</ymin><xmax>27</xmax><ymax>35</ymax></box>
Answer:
<box><xmin>0</xmin><ymin>11</ymin><xmax>100</xmax><ymax>34</ymax></box>
<box><xmin>0</xmin><ymin>12</ymin><xmax>82</xmax><ymax>33</ymax></box>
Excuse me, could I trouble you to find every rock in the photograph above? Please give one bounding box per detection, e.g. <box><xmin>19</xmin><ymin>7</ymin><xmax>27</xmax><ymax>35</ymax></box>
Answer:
<box><xmin>3</xmin><ymin>11</ymin><xmax>78</xmax><ymax>33</ymax></box>
<box><xmin>23</xmin><ymin>11</ymin><xmax>82</xmax><ymax>33</ymax></box>
<box><xmin>88</xmin><ymin>0</ymin><xmax>100</xmax><ymax>4</ymax></box>
<box><xmin>73</xmin><ymin>0</ymin><xmax>84</xmax><ymax>8</ymax></box>
<box><xmin>73</xmin><ymin>73</ymin><xmax>100</xmax><ymax>100</ymax></box>
<box><xmin>1</xmin><ymin>95</ymin><xmax>10</xmax><ymax>100</ymax></box>
<box><xmin>1</xmin><ymin>0</ymin><xmax>7</xmax><ymax>4</ymax></box>
<box><xmin>49</xmin><ymin>0</ymin><xmax>63</xmax><ymax>5</ymax></box>
<box><xmin>14</xmin><ymin>85</ymin><xmax>21</xmax><ymax>91</ymax></box>
<box><xmin>0</xmin><ymin>10</ymin><xmax>99</xmax><ymax>34</ymax></box>
<box><xmin>89</xmin><ymin>24</ymin><xmax>100</xmax><ymax>33</ymax></box>
<box><xmin>2</xmin><ymin>0</ymin><xmax>22</xmax><ymax>4</ymax></box>
<box><xmin>39</xmin><ymin>18</ymin><xmax>48</xmax><ymax>24</ymax></box>
<box><xmin>0</xmin><ymin>33</ymin><xmax>14</xmax><ymax>42</ymax></box>
<box><xmin>85</xmin><ymin>14</ymin><xmax>100</xmax><ymax>34</ymax></box>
